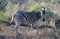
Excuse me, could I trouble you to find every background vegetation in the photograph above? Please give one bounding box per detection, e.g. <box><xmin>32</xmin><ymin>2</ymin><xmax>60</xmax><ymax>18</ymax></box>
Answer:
<box><xmin>0</xmin><ymin>0</ymin><xmax>60</xmax><ymax>39</ymax></box>
<box><xmin>0</xmin><ymin>0</ymin><xmax>60</xmax><ymax>27</ymax></box>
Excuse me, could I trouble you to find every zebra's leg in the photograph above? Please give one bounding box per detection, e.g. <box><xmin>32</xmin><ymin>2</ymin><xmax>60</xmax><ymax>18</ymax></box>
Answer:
<box><xmin>30</xmin><ymin>24</ymin><xmax>33</xmax><ymax>29</ymax></box>
<box><xmin>15</xmin><ymin>22</ymin><xmax>20</xmax><ymax>39</ymax></box>
<box><xmin>29</xmin><ymin>23</ymin><xmax>33</xmax><ymax>39</ymax></box>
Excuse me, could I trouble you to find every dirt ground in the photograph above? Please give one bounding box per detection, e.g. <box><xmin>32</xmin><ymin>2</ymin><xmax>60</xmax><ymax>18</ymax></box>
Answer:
<box><xmin>0</xmin><ymin>25</ymin><xmax>60</xmax><ymax>39</ymax></box>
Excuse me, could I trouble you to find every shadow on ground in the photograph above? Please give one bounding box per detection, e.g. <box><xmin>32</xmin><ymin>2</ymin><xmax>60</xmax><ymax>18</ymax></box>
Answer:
<box><xmin>0</xmin><ymin>35</ymin><xmax>7</xmax><ymax>39</ymax></box>
<box><xmin>0</xmin><ymin>25</ymin><xmax>60</xmax><ymax>39</ymax></box>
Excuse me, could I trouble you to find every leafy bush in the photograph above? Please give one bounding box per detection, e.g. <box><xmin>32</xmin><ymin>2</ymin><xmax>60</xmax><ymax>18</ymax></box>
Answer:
<box><xmin>0</xmin><ymin>11</ymin><xmax>8</xmax><ymax>19</ymax></box>
<box><xmin>29</xmin><ymin>2</ymin><xmax>47</xmax><ymax>11</ymax></box>
<box><xmin>29</xmin><ymin>3</ymin><xmax>40</xmax><ymax>11</ymax></box>
<box><xmin>46</xmin><ymin>8</ymin><xmax>53</xmax><ymax>17</ymax></box>
<box><xmin>0</xmin><ymin>11</ymin><xmax>8</xmax><ymax>30</ymax></box>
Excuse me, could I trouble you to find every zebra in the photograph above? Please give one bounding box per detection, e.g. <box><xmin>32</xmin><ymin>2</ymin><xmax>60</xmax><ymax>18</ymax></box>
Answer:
<box><xmin>10</xmin><ymin>7</ymin><xmax>47</xmax><ymax>39</ymax></box>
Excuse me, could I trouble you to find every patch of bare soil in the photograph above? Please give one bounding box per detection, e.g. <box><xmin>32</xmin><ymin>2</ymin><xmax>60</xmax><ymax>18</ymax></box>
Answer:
<box><xmin>0</xmin><ymin>25</ymin><xmax>60</xmax><ymax>39</ymax></box>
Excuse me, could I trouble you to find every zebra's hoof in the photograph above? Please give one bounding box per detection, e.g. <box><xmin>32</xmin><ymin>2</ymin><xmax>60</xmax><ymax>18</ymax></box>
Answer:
<box><xmin>18</xmin><ymin>33</ymin><xmax>21</xmax><ymax>37</ymax></box>
<box><xmin>16</xmin><ymin>36</ymin><xmax>19</xmax><ymax>39</ymax></box>
<box><xmin>16</xmin><ymin>34</ymin><xmax>21</xmax><ymax>39</ymax></box>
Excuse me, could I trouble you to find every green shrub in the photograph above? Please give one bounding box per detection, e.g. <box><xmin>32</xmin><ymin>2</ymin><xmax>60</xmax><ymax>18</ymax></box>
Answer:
<box><xmin>29</xmin><ymin>3</ymin><xmax>40</xmax><ymax>11</ymax></box>
<box><xmin>46</xmin><ymin>8</ymin><xmax>53</xmax><ymax>17</ymax></box>
<box><xmin>54</xmin><ymin>28</ymin><xmax>58</xmax><ymax>32</ymax></box>
<box><xmin>0</xmin><ymin>11</ymin><xmax>8</xmax><ymax>19</ymax></box>
<box><xmin>29</xmin><ymin>2</ymin><xmax>47</xmax><ymax>11</ymax></box>
<box><xmin>0</xmin><ymin>11</ymin><xmax>8</xmax><ymax>30</ymax></box>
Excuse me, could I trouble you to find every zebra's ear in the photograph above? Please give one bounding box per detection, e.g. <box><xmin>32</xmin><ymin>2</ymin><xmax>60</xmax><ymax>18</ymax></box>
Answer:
<box><xmin>45</xmin><ymin>8</ymin><xmax>47</xmax><ymax>11</ymax></box>
<box><xmin>40</xmin><ymin>7</ymin><xmax>45</xmax><ymax>11</ymax></box>
<box><xmin>40</xmin><ymin>7</ymin><xmax>47</xmax><ymax>11</ymax></box>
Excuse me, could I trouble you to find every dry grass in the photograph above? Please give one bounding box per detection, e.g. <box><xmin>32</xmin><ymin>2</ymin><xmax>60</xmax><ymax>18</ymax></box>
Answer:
<box><xmin>0</xmin><ymin>25</ymin><xmax>60</xmax><ymax>39</ymax></box>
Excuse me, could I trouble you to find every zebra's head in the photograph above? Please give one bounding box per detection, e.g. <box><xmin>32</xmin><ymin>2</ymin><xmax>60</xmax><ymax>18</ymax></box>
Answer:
<box><xmin>40</xmin><ymin>7</ymin><xmax>47</xmax><ymax>22</ymax></box>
